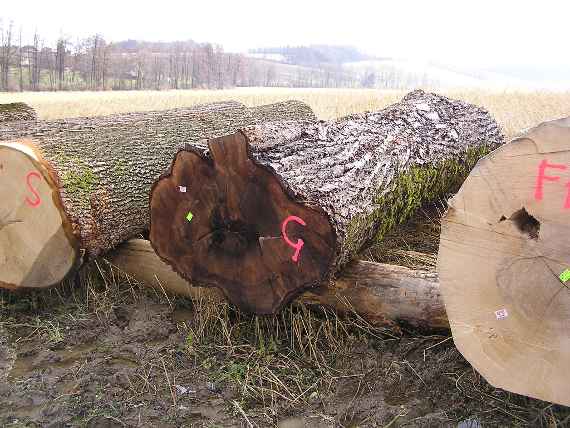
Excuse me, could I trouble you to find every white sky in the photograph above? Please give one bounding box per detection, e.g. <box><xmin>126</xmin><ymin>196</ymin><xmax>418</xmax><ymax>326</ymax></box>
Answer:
<box><xmin>3</xmin><ymin>0</ymin><xmax>570</xmax><ymax>68</ymax></box>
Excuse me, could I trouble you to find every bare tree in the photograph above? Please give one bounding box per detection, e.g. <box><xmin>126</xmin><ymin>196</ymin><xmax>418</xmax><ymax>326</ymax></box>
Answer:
<box><xmin>30</xmin><ymin>30</ymin><xmax>40</xmax><ymax>90</ymax></box>
<box><xmin>0</xmin><ymin>19</ymin><xmax>14</xmax><ymax>91</ymax></box>
<box><xmin>18</xmin><ymin>26</ymin><xmax>23</xmax><ymax>91</ymax></box>
<box><xmin>90</xmin><ymin>34</ymin><xmax>99</xmax><ymax>89</ymax></box>
<box><xmin>55</xmin><ymin>38</ymin><xmax>66</xmax><ymax>90</ymax></box>
<box><xmin>101</xmin><ymin>42</ymin><xmax>109</xmax><ymax>89</ymax></box>
<box><xmin>264</xmin><ymin>64</ymin><xmax>276</xmax><ymax>87</ymax></box>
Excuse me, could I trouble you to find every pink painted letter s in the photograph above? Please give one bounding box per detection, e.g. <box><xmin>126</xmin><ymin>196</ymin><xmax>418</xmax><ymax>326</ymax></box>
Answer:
<box><xmin>25</xmin><ymin>171</ymin><xmax>42</xmax><ymax>207</ymax></box>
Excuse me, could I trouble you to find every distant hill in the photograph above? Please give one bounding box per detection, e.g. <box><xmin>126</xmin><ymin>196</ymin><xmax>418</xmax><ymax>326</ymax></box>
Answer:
<box><xmin>343</xmin><ymin>59</ymin><xmax>536</xmax><ymax>89</ymax></box>
<box><xmin>247</xmin><ymin>44</ymin><xmax>570</xmax><ymax>90</ymax></box>
<box><xmin>113</xmin><ymin>39</ymin><xmax>200</xmax><ymax>52</ymax></box>
<box><xmin>248</xmin><ymin>45</ymin><xmax>373</xmax><ymax>67</ymax></box>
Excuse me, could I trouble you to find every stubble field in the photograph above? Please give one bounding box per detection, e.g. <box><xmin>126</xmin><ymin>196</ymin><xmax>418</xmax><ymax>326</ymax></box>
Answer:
<box><xmin>2</xmin><ymin>87</ymin><xmax>570</xmax><ymax>139</ymax></box>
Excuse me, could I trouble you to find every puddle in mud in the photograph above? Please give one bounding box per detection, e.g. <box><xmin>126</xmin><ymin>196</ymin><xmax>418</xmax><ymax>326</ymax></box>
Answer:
<box><xmin>278</xmin><ymin>416</ymin><xmax>305</xmax><ymax>428</ymax></box>
<box><xmin>172</xmin><ymin>307</ymin><xmax>194</xmax><ymax>324</ymax></box>
<box><xmin>56</xmin><ymin>379</ymin><xmax>81</xmax><ymax>395</ymax></box>
<box><xmin>8</xmin><ymin>342</ymin><xmax>97</xmax><ymax>381</ymax></box>
<box><xmin>8</xmin><ymin>404</ymin><xmax>45</xmax><ymax>421</ymax></box>
<box><xmin>189</xmin><ymin>402</ymin><xmax>226</xmax><ymax>420</ymax></box>
<box><xmin>106</xmin><ymin>356</ymin><xmax>138</xmax><ymax>368</ymax></box>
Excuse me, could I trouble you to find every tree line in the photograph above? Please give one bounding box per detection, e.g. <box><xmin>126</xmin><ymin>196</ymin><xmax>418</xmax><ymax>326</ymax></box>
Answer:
<box><xmin>0</xmin><ymin>21</ymin><xmax>257</xmax><ymax>91</ymax></box>
<box><xmin>0</xmin><ymin>18</ymin><xmax>436</xmax><ymax>92</ymax></box>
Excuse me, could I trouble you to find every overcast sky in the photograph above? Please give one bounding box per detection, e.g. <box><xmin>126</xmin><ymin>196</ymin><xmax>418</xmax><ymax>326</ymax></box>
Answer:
<box><xmin>3</xmin><ymin>0</ymin><xmax>570</xmax><ymax>68</ymax></box>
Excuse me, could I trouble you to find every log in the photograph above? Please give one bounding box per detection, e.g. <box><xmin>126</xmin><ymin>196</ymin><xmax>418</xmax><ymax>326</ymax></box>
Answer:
<box><xmin>437</xmin><ymin>116</ymin><xmax>570</xmax><ymax>406</ymax></box>
<box><xmin>0</xmin><ymin>102</ymin><xmax>37</xmax><ymax>123</ymax></box>
<box><xmin>106</xmin><ymin>239</ymin><xmax>447</xmax><ymax>330</ymax></box>
<box><xmin>0</xmin><ymin>100</ymin><xmax>316</xmax><ymax>290</ymax></box>
<box><xmin>149</xmin><ymin>90</ymin><xmax>504</xmax><ymax>314</ymax></box>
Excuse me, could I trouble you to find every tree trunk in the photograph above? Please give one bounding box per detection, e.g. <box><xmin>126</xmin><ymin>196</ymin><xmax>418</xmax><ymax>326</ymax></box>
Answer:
<box><xmin>0</xmin><ymin>100</ymin><xmax>316</xmax><ymax>290</ymax></box>
<box><xmin>107</xmin><ymin>239</ymin><xmax>447</xmax><ymax>330</ymax></box>
<box><xmin>149</xmin><ymin>90</ymin><xmax>504</xmax><ymax>314</ymax></box>
<box><xmin>0</xmin><ymin>103</ymin><xmax>37</xmax><ymax>123</ymax></box>
<box><xmin>437</xmin><ymin>116</ymin><xmax>570</xmax><ymax>407</ymax></box>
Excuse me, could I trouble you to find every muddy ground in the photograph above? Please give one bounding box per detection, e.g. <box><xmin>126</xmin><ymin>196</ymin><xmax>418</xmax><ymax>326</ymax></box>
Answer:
<box><xmin>1</xmin><ymin>281</ymin><xmax>568</xmax><ymax>428</ymax></box>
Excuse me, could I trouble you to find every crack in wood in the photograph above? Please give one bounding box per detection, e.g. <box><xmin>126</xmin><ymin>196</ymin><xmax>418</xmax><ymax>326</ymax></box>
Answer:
<box><xmin>0</xmin><ymin>219</ymin><xmax>22</xmax><ymax>232</ymax></box>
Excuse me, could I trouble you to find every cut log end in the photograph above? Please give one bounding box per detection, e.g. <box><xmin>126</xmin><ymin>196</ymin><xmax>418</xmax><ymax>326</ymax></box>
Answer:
<box><xmin>150</xmin><ymin>132</ymin><xmax>336</xmax><ymax>314</ymax></box>
<box><xmin>438</xmin><ymin>117</ymin><xmax>570</xmax><ymax>407</ymax></box>
<box><xmin>0</xmin><ymin>142</ymin><xmax>79</xmax><ymax>289</ymax></box>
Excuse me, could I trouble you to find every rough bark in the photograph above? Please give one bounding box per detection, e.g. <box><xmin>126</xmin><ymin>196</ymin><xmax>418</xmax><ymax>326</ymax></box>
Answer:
<box><xmin>437</xmin><ymin>116</ymin><xmax>570</xmax><ymax>407</ymax></box>
<box><xmin>0</xmin><ymin>103</ymin><xmax>37</xmax><ymax>122</ymax></box>
<box><xmin>149</xmin><ymin>90</ymin><xmax>504</xmax><ymax>313</ymax></box>
<box><xmin>0</xmin><ymin>100</ymin><xmax>316</xmax><ymax>290</ymax></box>
<box><xmin>107</xmin><ymin>239</ymin><xmax>447</xmax><ymax>330</ymax></box>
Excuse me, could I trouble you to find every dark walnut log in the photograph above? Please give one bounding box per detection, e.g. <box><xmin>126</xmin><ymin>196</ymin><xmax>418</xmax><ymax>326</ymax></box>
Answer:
<box><xmin>0</xmin><ymin>103</ymin><xmax>37</xmax><ymax>122</ymax></box>
<box><xmin>437</xmin><ymin>116</ymin><xmax>570</xmax><ymax>406</ymax></box>
<box><xmin>107</xmin><ymin>239</ymin><xmax>447</xmax><ymax>329</ymax></box>
<box><xmin>150</xmin><ymin>90</ymin><xmax>504</xmax><ymax>314</ymax></box>
<box><xmin>0</xmin><ymin>100</ymin><xmax>316</xmax><ymax>290</ymax></box>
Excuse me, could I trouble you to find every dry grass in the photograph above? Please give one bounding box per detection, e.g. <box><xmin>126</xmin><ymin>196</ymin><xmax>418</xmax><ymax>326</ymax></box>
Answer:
<box><xmin>3</xmin><ymin>258</ymin><xmax>568</xmax><ymax>426</ymax></box>
<box><xmin>2</xmin><ymin>87</ymin><xmax>570</xmax><ymax>139</ymax></box>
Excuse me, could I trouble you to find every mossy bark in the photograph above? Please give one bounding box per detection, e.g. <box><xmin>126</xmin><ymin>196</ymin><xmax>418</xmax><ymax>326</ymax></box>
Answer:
<box><xmin>0</xmin><ymin>103</ymin><xmax>37</xmax><ymax>122</ymax></box>
<box><xmin>243</xmin><ymin>90</ymin><xmax>505</xmax><ymax>272</ymax></box>
<box><xmin>0</xmin><ymin>100</ymin><xmax>316</xmax><ymax>260</ymax></box>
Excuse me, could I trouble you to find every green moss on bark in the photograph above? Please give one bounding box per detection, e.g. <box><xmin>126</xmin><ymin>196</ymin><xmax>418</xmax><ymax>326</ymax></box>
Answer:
<box><xmin>61</xmin><ymin>163</ymin><xmax>98</xmax><ymax>206</ymax></box>
<box><xmin>113</xmin><ymin>159</ymin><xmax>127</xmax><ymax>179</ymax></box>
<box><xmin>342</xmin><ymin>145</ymin><xmax>492</xmax><ymax>264</ymax></box>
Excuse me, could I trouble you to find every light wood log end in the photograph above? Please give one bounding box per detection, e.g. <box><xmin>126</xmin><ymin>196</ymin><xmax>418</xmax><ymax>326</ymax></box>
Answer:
<box><xmin>438</xmin><ymin>117</ymin><xmax>570</xmax><ymax>406</ymax></box>
<box><xmin>0</xmin><ymin>141</ymin><xmax>79</xmax><ymax>289</ymax></box>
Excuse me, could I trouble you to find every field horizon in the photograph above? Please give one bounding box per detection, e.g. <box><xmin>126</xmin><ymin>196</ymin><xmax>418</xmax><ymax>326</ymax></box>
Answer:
<box><xmin>2</xmin><ymin>87</ymin><xmax>570</xmax><ymax>140</ymax></box>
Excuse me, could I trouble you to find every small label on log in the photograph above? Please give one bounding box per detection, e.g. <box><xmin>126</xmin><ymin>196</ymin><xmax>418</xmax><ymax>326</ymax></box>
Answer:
<box><xmin>559</xmin><ymin>269</ymin><xmax>570</xmax><ymax>283</ymax></box>
<box><xmin>495</xmin><ymin>308</ymin><xmax>508</xmax><ymax>320</ymax></box>
<box><xmin>179</xmin><ymin>186</ymin><xmax>187</xmax><ymax>193</ymax></box>
<box><xmin>186</xmin><ymin>211</ymin><xmax>193</xmax><ymax>222</ymax></box>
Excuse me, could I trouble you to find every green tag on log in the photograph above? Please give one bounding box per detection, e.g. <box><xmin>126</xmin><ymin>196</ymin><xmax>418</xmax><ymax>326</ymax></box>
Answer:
<box><xmin>186</xmin><ymin>211</ymin><xmax>193</xmax><ymax>223</ymax></box>
<box><xmin>559</xmin><ymin>269</ymin><xmax>570</xmax><ymax>283</ymax></box>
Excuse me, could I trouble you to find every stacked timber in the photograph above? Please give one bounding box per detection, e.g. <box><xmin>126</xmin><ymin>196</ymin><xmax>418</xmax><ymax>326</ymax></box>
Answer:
<box><xmin>149</xmin><ymin>90</ymin><xmax>505</xmax><ymax>313</ymax></box>
<box><xmin>0</xmin><ymin>100</ymin><xmax>316</xmax><ymax>290</ymax></box>
<box><xmin>0</xmin><ymin>90</ymin><xmax>506</xmax><ymax>330</ymax></box>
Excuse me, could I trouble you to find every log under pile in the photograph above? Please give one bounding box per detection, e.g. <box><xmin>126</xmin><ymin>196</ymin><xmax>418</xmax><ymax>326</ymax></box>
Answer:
<box><xmin>149</xmin><ymin>90</ymin><xmax>504</xmax><ymax>313</ymax></box>
<box><xmin>107</xmin><ymin>239</ymin><xmax>447</xmax><ymax>330</ymax></box>
<box><xmin>0</xmin><ymin>100</ymin><xmax>316</xmax><ymax>290</ymax></box>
